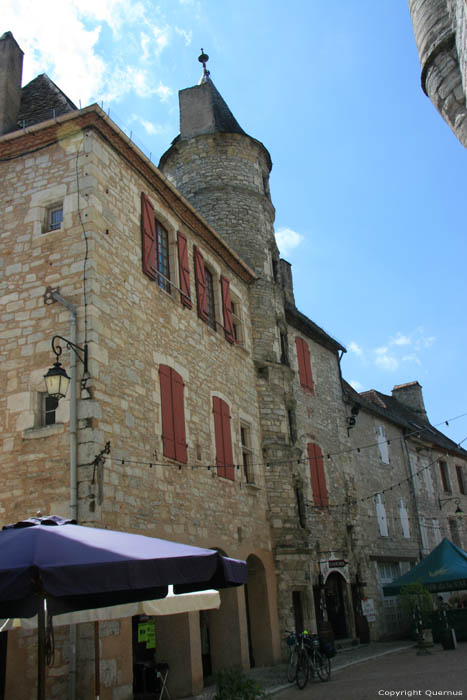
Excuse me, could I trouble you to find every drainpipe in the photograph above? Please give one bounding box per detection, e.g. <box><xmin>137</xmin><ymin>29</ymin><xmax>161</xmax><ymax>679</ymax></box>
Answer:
<box><xmin>402</xmin><ymin>435</ymin><xmax>424</xmax><ymax>561</ymax></box>
<box><xmin>47</xmin><ymin>288</ymin><xmax>78</xmax><ymax>700</ymax></box>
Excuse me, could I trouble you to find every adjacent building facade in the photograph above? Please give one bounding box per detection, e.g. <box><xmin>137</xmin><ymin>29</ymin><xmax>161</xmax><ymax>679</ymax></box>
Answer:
<box><xmin>1</xmin><ymin>30</ymin><xmax>466</xmax><ymax>700</ymax></box>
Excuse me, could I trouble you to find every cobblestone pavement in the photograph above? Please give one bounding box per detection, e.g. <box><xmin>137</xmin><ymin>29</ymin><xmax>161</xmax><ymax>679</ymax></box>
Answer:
<box><xmin>272</xmin><ymin>642</ymin><xmax>467</xmax><ymax>700</ymax></box>
<box><xmin>190</xmin><ymin>640</ymin><xmax>416</xmax><ymax>700</ymax></box>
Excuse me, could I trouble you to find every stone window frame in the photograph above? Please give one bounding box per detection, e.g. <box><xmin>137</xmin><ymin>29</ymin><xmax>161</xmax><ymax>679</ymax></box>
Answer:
<box><xmin>239</xmin><ymin>421</ymin><xmax>254</xmax><ymax>484</ymax></box>
<box><xmin>439</xmin><ymin>460</ymin><xmax>451</xmax><ymax>493</ymax></box>
<box><xmin>45</xmin><ymin>203</ymin><xmax>64</xmax><ymax>233</ymax></box>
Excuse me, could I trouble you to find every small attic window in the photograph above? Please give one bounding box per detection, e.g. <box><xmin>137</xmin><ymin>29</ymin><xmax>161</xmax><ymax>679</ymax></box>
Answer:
<box><xmin>46</xmin><ymin>205</ymin><xmax>63</xmax><ymax>232</ymax></box>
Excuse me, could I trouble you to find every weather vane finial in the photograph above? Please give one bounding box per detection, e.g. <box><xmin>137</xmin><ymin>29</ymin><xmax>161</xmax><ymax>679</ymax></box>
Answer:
<box><xmin>198</xmin><ymin>48</ymin><xmax>210</xmax><ymax>82</ymax></box>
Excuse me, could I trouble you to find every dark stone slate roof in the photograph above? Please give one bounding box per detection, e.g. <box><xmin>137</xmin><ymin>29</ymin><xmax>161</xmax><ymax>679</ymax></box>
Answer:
<box><xmin>343</xmin><ymin>380</ymin><xmax>467</xmax><ymax>457</ymax></box>
<box><xmin>285</xmin><ymin>302</ymin><xmax>346</xmax><ymax>354</ymax></box>
<box><xmin>205</xmin><ymin>78</ymin><xmax>246</xmax><ymax>135</ymax></box>
<box><xmin>16</xmin><ymin>73</ymin><xmax>77</xmax><ymax>129</ymax></box>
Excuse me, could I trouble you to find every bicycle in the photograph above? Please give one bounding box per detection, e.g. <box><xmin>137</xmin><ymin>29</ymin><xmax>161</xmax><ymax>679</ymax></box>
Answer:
<box><xmin>285</xmin><ymin>631</ymin><xmax>299</xmax><ymax>682</ymax></box>
<box><xmin>296</xmin><ymin>632</ymin><xmax>331</xmax><ymax>689</ymax></box>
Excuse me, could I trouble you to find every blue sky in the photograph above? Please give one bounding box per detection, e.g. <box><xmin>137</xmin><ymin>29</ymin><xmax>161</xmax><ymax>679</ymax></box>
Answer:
<box><xmin>4</xmin><ymin>0</ymin><xmax>467</xmax><ymax>444</ymax></box>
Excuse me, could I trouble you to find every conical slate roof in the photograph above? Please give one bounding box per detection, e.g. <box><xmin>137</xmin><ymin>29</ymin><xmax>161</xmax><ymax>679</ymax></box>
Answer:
<box><xmin>201</xmin><ymin>77</ymin><xmax>246</xmax><ymax>135</ymax></box>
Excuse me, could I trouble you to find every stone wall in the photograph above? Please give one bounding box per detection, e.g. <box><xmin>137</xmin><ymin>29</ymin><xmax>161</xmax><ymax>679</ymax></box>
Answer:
<box><xmin>0</xmin><ymin>116</ymin><xmax>280</xmax><ymax>699</ymax></box>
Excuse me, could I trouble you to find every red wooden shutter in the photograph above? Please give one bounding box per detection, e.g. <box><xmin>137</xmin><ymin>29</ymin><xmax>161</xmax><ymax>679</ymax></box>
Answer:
<box><xmin>160</xmin><ymin>365</ymin><xmax>175</xmax><ymax>460</ymax></box>
<box><xmin>213</xmin><ymin>397</ymin><xmax>234</xmax><ymax>480</ymax></box>
<box><xmin>172</xmin><ymin>369</ymin><xmax>187</xmax><ymax>463</ymax></box>
<box><xmin>159</xmin><ymin>365</ymin><xmax>187</xmax><ymax>463</ymax></box>
<box><xmin>308</xmin><ymin>442</ymin><xmax>328</xmax><ymax>506</ymax></box>
<box><xmin>221</xmin><ymin>276</ymin><xmax>235</xmax><ymax>344</ymax></box>
<box><xmin>194</xmin><ymin>246</ymin><xmax>209</xmax><ymax>322</ymax></box>
<box><xmin>296</xmin><ymin>337</ymin><xmax>314</xmax><ymax>391</ymax></box>
<box><xmin>177</xmin><ymin>232</ymin><xmax>192</xmax><ymax>309</ymax></box>
<box><xmin>141</xmin><ymin>193</ymin><xmax>157</xmax><ymax>280</ymax></box>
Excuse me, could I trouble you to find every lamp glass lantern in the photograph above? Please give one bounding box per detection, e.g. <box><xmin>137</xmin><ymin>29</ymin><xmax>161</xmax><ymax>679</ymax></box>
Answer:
<box><xmin>44</xmin><ymin>361</ymin><xmax>70</xmax><ymax>400</ymax></box>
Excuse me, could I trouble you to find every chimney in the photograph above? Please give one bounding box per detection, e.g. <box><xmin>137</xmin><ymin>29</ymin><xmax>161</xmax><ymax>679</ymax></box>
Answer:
<box><xmin>0</xmin><ymin>31</ymin><xmax>24</xmax><ymax>135</ymax></box>
<box><xmin>279</xmin><ymin>259</ymin><xmax>295</xmax><ymax>306</ymax></box>
<box><xmin>392</xmin><ymin>381</ymin><xmax>428</xmax><ymax>421</ymax></box>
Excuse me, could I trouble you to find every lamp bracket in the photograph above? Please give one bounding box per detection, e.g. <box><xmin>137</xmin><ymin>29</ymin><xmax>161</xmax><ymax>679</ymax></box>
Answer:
<box><xmin>51</xmin><ymin>335</ymin><xmax>88</xmax><ymax>374</ymax></box>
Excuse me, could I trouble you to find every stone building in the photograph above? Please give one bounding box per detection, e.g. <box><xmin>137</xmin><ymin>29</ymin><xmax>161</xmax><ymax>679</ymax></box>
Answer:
<box><xmin>409</xmin><ymin>0</ymin><xmax>467</xmax><ymax>146</ymax></box>
<box><xmin>344</xmin><ymin>380</ymin><xmax>467</xmax><ymax>639</ymax></box>
<box><xmin>0</xmin><ymin>31</ymin><xmax>280</xmax><ymax>700</ymax></box>
<box><xmin>1</xmin><ymin>28</ymin><xmax>466</xmax><ymax>700</ymax></box>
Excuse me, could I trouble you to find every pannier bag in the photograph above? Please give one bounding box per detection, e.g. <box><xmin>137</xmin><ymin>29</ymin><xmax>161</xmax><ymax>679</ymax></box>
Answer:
<box><xmin>319</xmin><ymin>638</ymin><xmax>336</xmax><ymax>658</ymax></box>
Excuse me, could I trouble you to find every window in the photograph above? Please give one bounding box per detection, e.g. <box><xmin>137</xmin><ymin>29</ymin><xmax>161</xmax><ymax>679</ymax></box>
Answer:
<box><xmin>295</xmin><ymin>487</ymin><xmax>306</xmax><ymax>528</ymax></box>
<box><xmin>159</xmin><ymin>365</ymin><xmax>187</xmax><ymax>463</ymax></box>
<box><xmin>432</xmin><ymin>519</ymin><xmax>442</xmax><ymax>545</ymax></box>
<box><xmin>141</xmin><ymin>192</ymin><xmax>171</xmax><ymax>292</ymax></box>
<box><xmin>194</xmin><ymin>246</ymin><xmax>216</xmax><ymax>330</ymax></box>
<box><xmin>287</xmin><ymin>408</ymin><xmax>297</xmax><ymax>445</ymax></box>
<box><xmin>230</xmin><ymin>297</ymin><xmax>243</xmax><ymax>345</ymax></box>
<box><xmin>449</xmin><ymin>518</ymin><xmax>461</xmax><ymax>547</ymax></box>
<box><xmin>399</xmin><ymin>498</ymin><xmax>410</xmax><ymax>539</ymax></box>
<box><xmin>155</xmin><ymin>219</ymin><xmax>170</xmax><ymax>292</ymax></box>
<box><xmin>240</xmin><ymin>423</ymin><xmax>253</xmax><ymax>483</ymax></box>
<box><xmin>376</xmin><ymin>425</ymin><xmax>389</xmax><ymax>464</ymax></box>
<box><xmin>295</xmin><ymin>337</ymin><xmax>314</xmax><ymax>391</ymax></box>
<box><xmin>47</xmin><ymin>205</ymin><xmax>63</xmax><ymax>231</ymax></box>
<box><xmin>220</xmin><ymin>276</ymin><xmax>235</xmax><ymax>343</ymax></box>
<box><xmin>41</xmin><ymin>394</ymin><xmax>58</xmax><ymax>426</ymax></box>
<box><xmin>377</xmin><ymin>562</ymin><xmax>404</xmax><ymax>636</ymax></box>
<box><xmin>375</xmin><ymin>494</ymin><xmax>388</xmax><ymax>536</ymax></box>
<box><xmin>456</xmin><ymin>465</ymin><xmax>466</xmax><ymax>495</ymax></box>
<box><xmin>279</xmin><ymin>331</ymin><xmax>289</xmax><ymax>365</ymax></box>
<box><xmin>205</xmin><ymin>268</ymin><xmax>216</xmax><ymax>330</ymax></box>
<box><xmin>177</xmin><ymin>232</ymin><xmax>192</xmax><ymax>308</ymax></box>
<box><xmin>307</xmin><ymin>442</ymin><xmax>328</xmax><ymax>506</ymax></box>
<box><xmin>420</xmin><ymin>516</ymin><xmax>429</xmax><ymax>551</ymax></box>
<box><xmin>439</xmin><ymin>461</ymin><xmax>451</xmax><ymax>492</ymax></box>
<box><xmin>213</xmin><ymin>397</ymin><xmax>234</xmax><ymax>480</ymax></box>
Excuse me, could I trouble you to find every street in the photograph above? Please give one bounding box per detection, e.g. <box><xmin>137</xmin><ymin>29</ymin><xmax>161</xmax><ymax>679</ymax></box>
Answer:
<box><xmin>274</xmin><ymin>644</ymin><xmax>466</xmax><ymax>700</ymax></box>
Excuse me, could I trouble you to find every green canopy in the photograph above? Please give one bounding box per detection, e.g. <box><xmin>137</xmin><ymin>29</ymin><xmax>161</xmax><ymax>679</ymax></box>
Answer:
<box><xmin>383</xmin><ymin>538</ymin><xmax>467</xmax><ymax>596</ymax></box>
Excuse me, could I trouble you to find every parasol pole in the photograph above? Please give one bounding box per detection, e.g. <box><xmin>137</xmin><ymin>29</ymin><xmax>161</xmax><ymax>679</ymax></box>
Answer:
<box><xmin>37</xmin><ymin>594</ymin><xmax>46</xmax><ymax>700</ymax></box>
<box><xmin>94</xmin><ymin>621</ymin><xmax>100</xmax><ymax>699</ymax></box>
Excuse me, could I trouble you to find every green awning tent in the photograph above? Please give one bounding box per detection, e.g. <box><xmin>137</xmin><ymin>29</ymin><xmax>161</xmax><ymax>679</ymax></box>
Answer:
<box><xmin>383</xmin><ymin>538</ymin><xmax>467</xmax><ymax>596</ymax></box>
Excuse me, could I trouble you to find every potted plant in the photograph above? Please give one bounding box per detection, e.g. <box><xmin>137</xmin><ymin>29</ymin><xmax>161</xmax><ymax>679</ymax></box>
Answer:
<box><xmin>399</xmin><ymin>582</ymin><xmax>433</xmax><ymax>653</ymax></box>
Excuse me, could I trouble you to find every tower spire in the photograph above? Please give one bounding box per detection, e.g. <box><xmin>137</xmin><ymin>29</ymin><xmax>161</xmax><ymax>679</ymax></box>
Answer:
<box><xmin>198</xmin><ymin>48</ymin><xmax>210</xmax><ymax>84</ymax></box>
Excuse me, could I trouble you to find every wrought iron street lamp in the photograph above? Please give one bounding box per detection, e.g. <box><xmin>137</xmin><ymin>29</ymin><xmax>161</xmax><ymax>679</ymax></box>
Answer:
<box><xmin>44</xmin><ymin>335</ymin><xmax>88</xmax><ymax>400</ymax></box>
<box><xmin>438</xmin><ymin>496</ymin><xmax>464</xmax><ymax>520</ymax></box>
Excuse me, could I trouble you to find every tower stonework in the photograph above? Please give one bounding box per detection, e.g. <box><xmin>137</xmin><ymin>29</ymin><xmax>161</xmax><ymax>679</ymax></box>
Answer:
<box><xmin>159</xmin><ymin>74</ymin><xmax>350</xmax><ymax>642</ymax></box>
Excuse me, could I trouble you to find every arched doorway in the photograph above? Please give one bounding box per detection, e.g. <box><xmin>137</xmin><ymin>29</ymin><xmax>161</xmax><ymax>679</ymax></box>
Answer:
<box><xmin>325</xmin><ymin>572</ymin><xmax>348</xmax><ymax>639</ymax></box>
<box><xmin>245</xmin><ymin>555</ymin><xmax>274</xmax><ymax>667</ymax></box>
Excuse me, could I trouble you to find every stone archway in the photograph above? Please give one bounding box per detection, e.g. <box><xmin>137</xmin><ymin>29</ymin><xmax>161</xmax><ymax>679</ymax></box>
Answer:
<box><xmin>203</xmin><ymin>549</ymin><xmax>249</xmax><ymax>679</ymax></box>
<box><xmin>245</xmin><ymin>554</ymin><xmax>275</xmax><ymax>667</ymax></box>
<box><xmin>324</xmin><ymin>571</ymin><xmax>349</xmax><ymax>639</ymax></box>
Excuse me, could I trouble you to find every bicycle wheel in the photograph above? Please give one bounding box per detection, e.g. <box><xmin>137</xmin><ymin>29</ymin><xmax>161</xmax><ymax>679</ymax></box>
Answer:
<box><xmin>315</xmin><ymin>651</ymin><xmax>331</xmax><ymax>681</ymax></box>
<box><xmin>295</xmin><ymin>649</ymin><xmax>309</xmax><ymax>689</ymax></box>
<box><xmin>286</xmin><ymin>647</ymin><xmax>298</xmax><ymax>682</ymax></box>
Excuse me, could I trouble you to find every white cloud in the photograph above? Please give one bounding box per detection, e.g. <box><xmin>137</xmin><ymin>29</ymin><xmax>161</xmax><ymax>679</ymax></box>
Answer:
<box><xmin>390</xmin><ymin>332</ymin><xmax>411</xmax><ymax>347</ymax></box>
<box><xmin>2</xmin><ymin>0</ymin><xmax>178</xmax><ymax>106</ymax></box>
<box><xmin>374</xmin><ymin>350</ymin><xmax>399</xmax><ymax>371</ymax></box>
<box><xmin>131</xmin><ymin>116</ymin><xmax>166</xmax><ymax>136</ymax></box>
<box><xmin>349</xmin><ymin>380</ymin><xmax>364</xmax><ymax>392</ymax></box>
<box><xmin>175</xmin><ymin>27</ymin><xmax>193</xmax><ymax>46</ymax></box>
<box><xmin>348</xmin><ymin>341</ymin><xmax>363</xmax><ymax>356</ymax></box>
<box><xmin>275</xmin><ymin>227</ymin><xmax>304</xmax><ymax>256</ymax></box>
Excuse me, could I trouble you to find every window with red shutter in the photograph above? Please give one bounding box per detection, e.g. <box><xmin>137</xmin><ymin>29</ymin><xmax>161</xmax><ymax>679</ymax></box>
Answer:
<box><xmin>213</xmin><ymin>396</ymin><xmax>234</xmax><ymax>480</ymax></box>
<box><xmin>141</xmin><ymin>193</ymin><xmax>157</xmax><ymax>281</ymax></box>
<box><xmin>194</xmin><ymin>246</ymin><xmax>209</xmax><ymax>322</ymax></box>
<box><xmin>295</xmin><ymin>337</ymin><xmax>314</xmax><ymax>392</ymax></box>
<box><xmin>159</xmin><ymin>365</ymin><xmax>187</xmax><ymax>463</ymax></box>
<box><xmin>177</xmin><ymin>232</ymin><xmax>192</xmax><ymax>308</ymax></box>
<box><xmin>221</xmin><ymin>276</ymin><xmax>235</xmax><ymax>343</ymax></box>
<box><xmin>307</xmin><ymin>442</ymin><xmax>328</xmax><ymax>506</ymax></box>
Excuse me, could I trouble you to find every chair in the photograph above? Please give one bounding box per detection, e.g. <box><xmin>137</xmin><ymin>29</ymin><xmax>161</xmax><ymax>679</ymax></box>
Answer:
<box><xmin>155</xmin><ymin>662</ymin><xmax>170</xmax><ymax>700</ymax></box>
